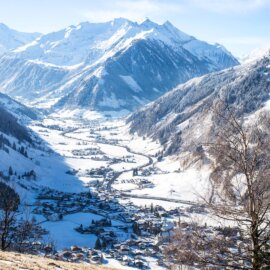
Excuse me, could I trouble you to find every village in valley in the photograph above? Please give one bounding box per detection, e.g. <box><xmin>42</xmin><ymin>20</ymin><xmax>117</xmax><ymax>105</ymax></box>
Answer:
<box><xmin>0</xmin><ymin>114</ymin><xmax>235</xmax><ymax>269</ymax></box>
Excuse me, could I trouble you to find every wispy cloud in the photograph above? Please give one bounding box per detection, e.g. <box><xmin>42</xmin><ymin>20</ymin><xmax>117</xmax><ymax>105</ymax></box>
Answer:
<box><xmin>81</xmin><ymin>0</ymin><xmax>270</xmax><ymax>22</ymax></box>
<box><xmin>81</xmin><ymin>0</ymin><xmax>184</xmax><ymax>23</ymax></box>
<box><xmin>189</xmin><ymin>0</ymin><xmax>270</xmax><ymax>13</ymax></box>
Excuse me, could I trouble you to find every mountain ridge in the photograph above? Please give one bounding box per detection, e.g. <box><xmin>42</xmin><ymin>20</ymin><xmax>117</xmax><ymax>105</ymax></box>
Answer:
<box><xmin>0</xmin><ymin>22</ymin><xmax>40</xmax><ymax>56</ymax></box>
<box><xmin>0</xmin><ymin>18</ymin><xmax>239</xmax><ymax>112</ymax></box>
<box><xmin>127</xmin><ymin>49</ymin><xmax>270</xmax><ymax>157</ymax></box>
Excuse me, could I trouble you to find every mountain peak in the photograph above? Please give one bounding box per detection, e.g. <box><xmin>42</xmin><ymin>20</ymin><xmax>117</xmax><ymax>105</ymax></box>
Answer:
<box><xmin>110</xmin><ymin>17</ymin><xmax>134</xmax><ymax>27</ymax></box>
<box><xmin>0</xmin><ymin>23</ymin><xmax>40</xmax><ymax>56</ymax></box>
<box><xmin>0</xmin><ymin>18</ymin><xmax>239</xmax><ymax>112</ymax></box>
<box><xmin>73</xmin><ymin>18</ymin><xmax>135</xmax><ymax>32</ymax></box>
<box><xmin>163</xmin><ymin>20</ymin><xmax>173</xmax><ymax>27</ymax></box>
<box><xmin>140</xmin><ymin>18</ymin><xmax>159</xmax><ymax>28</ymax></box>
<box><xmin>112</xmin><ymin>17</ymin><xmax>130</xmax><ymax>23</ymax></box>
<box><xmin>161</xmin><ymin>20</ymin><xmax>192</xmax><ymax>42</ymax></box>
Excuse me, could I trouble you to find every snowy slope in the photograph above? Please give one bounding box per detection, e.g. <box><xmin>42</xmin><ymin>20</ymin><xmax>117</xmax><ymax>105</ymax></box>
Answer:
<box><xmin>0</xmin><ymin>19</ymin><xmax>239</xmax><ymax>111</ymax></box>
<box><xmin>0</xmin><ymin>93</ymin><xmax>41</xmax><ymax>151</ymax></box>
<box><xmin>0</xmin><ymin>108</ymin><xmax>32</xmax><ymax>143</ymax></box>
<box><xmin>0</xmin><ymin>92</ymin><xmax>38</xmax><ymax>123</ymax></box>
<box><xmin>128</xmin><ymin>49</ymin><xmax>270</xmax><ymax>157</ymax></box>
<box><xmin>0</xmin><ymin>23</ymin><xmax>40</xmax><ymax>56</ymax></box>
<box><xmin>0</xmin><ymin>94</ymin><xmax>38</xmax><ymax>176</ymax></box>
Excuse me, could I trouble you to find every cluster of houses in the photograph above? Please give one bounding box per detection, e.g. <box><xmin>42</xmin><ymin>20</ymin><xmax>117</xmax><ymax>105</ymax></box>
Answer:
<box><xmin>72</xmin><ymin>147</ymin><xmax>104</xmax><ymax>157</ymax></box>
<box><xmin>36</xmin><ymin>123</ymin><xmax>64</xmax><ymax>131</ymax></box>
<box><xmin>52</xmin><ymin>246</ymin><xmax>104</xmax><ymax>264</ymax></box>
<box><xmin>131</xmin><ymin>166</ymin><xmax>166</xmax><ymax>178</ymax></box>
<box><xmin>34</xmin><ymin>189</ymin><xmax>93</xmax><ymax>220</ymax></box>
<box><xmin>34</xmin><ymin>186</ymin><xmax>196</xmax><ymax>268</ymax></box>
<box><xmin>118</xmin><ymin>178</ymin><xmax>154</xmax><ymax>189</ymax></box>
<box><xmin>86</xmin><ymin>167</ymin><xmax>114</xmax><ymax>178</ymax></box>
<box><xmin>75</xmin><ymin>217</ymin><xmax>131</xmax><ymax>249</ymax></box>
<box><xmin>106</xmin><ymin>239</ymin><xmax>161</xmax><ymax>268</ymax></box>
<box><xmin>95</xmin><ymin>135</ymin><xmax>120</xmax><ymax>146</ymax></box>
<box><xmin>29</xmin><ymin>119</ymin><xmax>256</xmax><ymax>270</ymax></box>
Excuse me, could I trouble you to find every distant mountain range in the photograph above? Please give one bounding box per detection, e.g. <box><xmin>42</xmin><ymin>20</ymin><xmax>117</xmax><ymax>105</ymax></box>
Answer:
<box><xmin>0</xmin><ymin>18</ymin><xmax>239</xmax><ymax>112</ymax></box>
<box><xmin>128</xmin><ymin>49</ymin><xmax>270</xmax><ymax>158</ymax></box>
<box><xmin>0</xmin><ymin>23</ymin><xmax>40</xmax><ymax>55</ymax></box>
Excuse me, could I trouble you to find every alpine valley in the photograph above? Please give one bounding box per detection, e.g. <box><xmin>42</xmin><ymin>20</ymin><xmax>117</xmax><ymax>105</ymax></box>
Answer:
<box><xmin>0</xmin><ymin>18</ymin><xmax>269</xmax><ymax>270</ymax></box>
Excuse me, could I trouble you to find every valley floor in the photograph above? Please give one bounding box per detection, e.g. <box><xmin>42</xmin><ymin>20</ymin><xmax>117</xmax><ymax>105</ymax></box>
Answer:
<box><xmin>3</xmin><ymin>112</ymin><xmax>211</xmax><ymax>269</ymax></box>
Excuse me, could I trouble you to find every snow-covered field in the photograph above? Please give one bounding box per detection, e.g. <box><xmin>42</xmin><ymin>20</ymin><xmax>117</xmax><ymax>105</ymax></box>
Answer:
<box><xmin>29</xmin><ymin>116</ymin><xmax>206</xmax><ymax>223</ymax></box>
<box><xmin>1</xmin><ymin>113</ymin><xmax>212</xmax><ymax>269</ymax></box>
<box><xmin>43</xmin><ymin>213</ymin><xmax>100</xmax><ymax>250</ymax></box>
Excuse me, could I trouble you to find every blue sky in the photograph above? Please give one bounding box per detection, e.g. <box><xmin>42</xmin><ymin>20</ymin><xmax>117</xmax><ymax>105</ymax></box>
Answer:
<box><xmin>1</xmin><ymin>0</ymin><xmax>270</xmax><ymax>57</ymax></box>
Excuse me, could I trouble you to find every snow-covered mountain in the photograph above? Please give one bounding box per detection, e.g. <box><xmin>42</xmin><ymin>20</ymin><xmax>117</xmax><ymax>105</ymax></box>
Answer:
<box><xmin>0</xmin><ymin>94</ymin><xmax>34</xmax><ymax>174</ymax></box>
<box><xmin>128</xmin><ymin>49</ymin><xmax>270</xmax><ymax>157</ymax></box>
<box><xmin>0</xmin><ymin>23</ymin><xmax>40</xmax><ymax>56</ymax></box>
<box><xmin>0</xmin><ymin>92</ymin><xmax>38</xmax><ymax>123</ymax></box>
<box><xmin>0</xmin><ymin>18</ymin><xmax>239</xmax><ymax>112</ymax></box>
<box><xmin>240</xmin><ymin>46</ymin><xmax>270</xmax><ymax>63</ymax></box>
<box><xmin>0</xmin><ymin>93</ymin><xmax>39</xmax><ymax>170</ymax></box>
<box><xmin>0</xmin><ymin>106</ymin><xmax>32</xmax><ymax>143</ymax></box>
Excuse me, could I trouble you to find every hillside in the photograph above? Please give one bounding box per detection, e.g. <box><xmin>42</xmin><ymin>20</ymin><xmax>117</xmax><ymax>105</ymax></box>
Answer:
<box><xmin>0</xmin><ymin>92</ymin><xmax>39</xmax><ymax>143</ymax></box>
<box><xmin>0</xmin><ymin>107</ymin><xmax>32</xmax><ymax>142</ymax></box>
<box><xmin>0</xmin><ymin>251</ymin><xmax>117</xmax><ymax>270</ymax></box>
<box><xmin>127</xmin><ymin>49</ymin><xmax>270</xmax><ymax>157</ymax></box>
<box><xmin>0</xmin><ymin>92</ymin><xmax>38</xmax><ymax>122</ymax></box>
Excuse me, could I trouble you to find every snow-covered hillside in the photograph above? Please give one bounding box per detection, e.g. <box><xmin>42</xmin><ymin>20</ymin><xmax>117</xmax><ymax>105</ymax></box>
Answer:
<box><xmin>128</xmin><ymin>49</ymin><xmax>270</xmax><ymax>158</ymax></box>
<box><xmin>0</xmin><ymin>23</ymin><xmax>40</xmax><ymax>56</ymax></box>
<box><xmin>0</xmin><ymin>92</ymin><xmax>38</xmax><ymax>123</ymax></box>
<box><xmin>0</xmin><ymin>94</ymin><xmax>40</xmax><ymax>178</ymax></box>
<box><xmin>0</xmin><ymin>18</ymin><xmax>239</xmax><ymax>112</ymax></box>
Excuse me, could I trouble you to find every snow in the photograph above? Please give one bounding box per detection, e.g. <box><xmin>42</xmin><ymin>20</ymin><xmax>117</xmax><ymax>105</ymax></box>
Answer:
<box><xmin>0</xmin><ymin>147</ymin><xmax>35</xmax><ymax>175</ymax></box>
<box><xmin>0</xmin><ymin>19</ymin><xmax>248</xmax><ymax>269</ymax></box>
<box><xmin>27</xmin><ymin>59</ymin><xmax>83</xmax><ymax>70</ymax></box>
<box><xmin>42</xmin><ymin>213</ymin><xmax>101</xmax><ymax>250</ymax></box>
<box><xmin>0</xmin><ymin>109</ymin><xmax>227</xmax><ymax>270</ymax></box>
<box><xmin>120</xmin><ymin>75</ymin><xmax>142</xmax><ymax>93</ymax></box>
<box><xmin>99</xmin><ymin>93</ymin><xmax>127</xmax><ymax>109</ymax></box>
<box><xmin>0</xmin><ymin>19</ymin><xmax>237</xmax><ymax>111</ymax></box>
<box><xmin>240</xmin><ymin>46</ymin><xmax>270</xmax><ymax>63</ymax></box>
<box><xmin>121</xmin><ymin>197</ymin><xmax>185</xmax><ymax>210</ymax></box>
<box><xmin>0</xmin><ymin>23</ymin><xmax>40</xmax><ymax>56</ymax></box>
<box><xmin>115</xmin><ymin>167</ymin><xmax>210</xmax><ymax>202</ymax></box>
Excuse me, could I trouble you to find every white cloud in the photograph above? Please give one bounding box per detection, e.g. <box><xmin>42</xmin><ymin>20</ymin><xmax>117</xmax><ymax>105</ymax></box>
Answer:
<box><xmin>81</xmin><ymin>0</ymin><xmax>184</xmax><ymax>23</ymax></box>
<box><xmin>189</xmin><ymin>0</ymin><xmax>270</xmax><ymax>13</ymax></box>
<box><xmin>80</xmin><ymin>0</ymin><xmax>270</xmax><ymax>24</ymax></box>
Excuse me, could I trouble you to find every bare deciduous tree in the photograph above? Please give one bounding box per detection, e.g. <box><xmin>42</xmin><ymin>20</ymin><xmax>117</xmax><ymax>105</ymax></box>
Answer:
<box><xmin>0</xmin><ymin>182</ymin><xmax>45</xmax><ymax>253</ymax></box>
<box><xmin>165</xmin><ymin>105</ymin><xmax>270</xmax><ymax>270</ymax></box>
<box><xmin>0</xmin><ymin>182</ymin><xmax>20</xmax><ymax>250</ymax></box>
